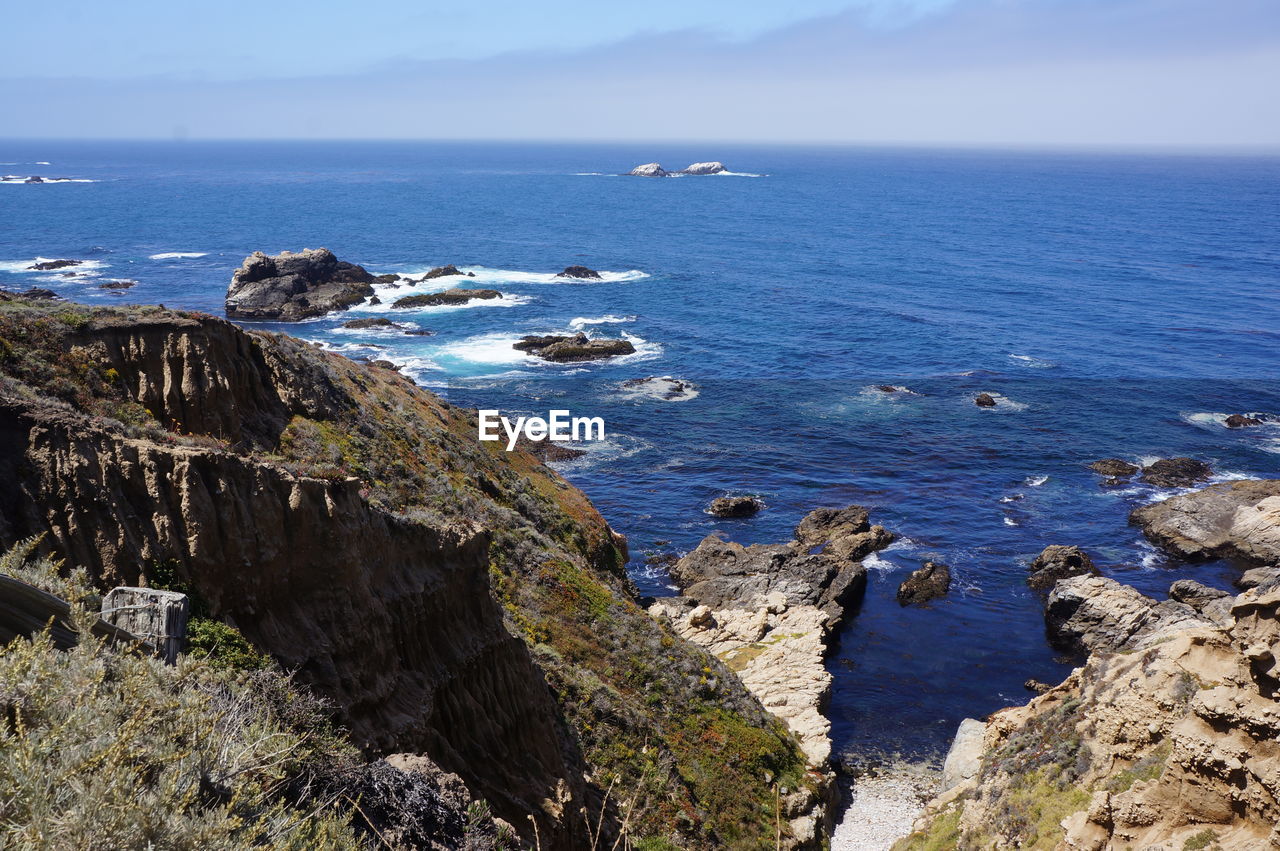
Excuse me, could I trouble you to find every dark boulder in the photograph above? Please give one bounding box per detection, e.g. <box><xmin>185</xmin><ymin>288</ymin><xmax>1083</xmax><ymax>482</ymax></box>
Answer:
<box><xmin>392</xmin><ymin>288</ymin><xmax>502</xmax><ymax>308</ymax></box>
<box><xmin>19</xmin><ymin>288</ymin><xmax>59</xmax><ymax>299</ymax></box>
<box><xmin>1225</xmin><ymin>413</ymin><xmax>1263</xmax><ymax>428</ymax></box>
<box><xmin>974</xmin><ymin>393</ymin><xmax>997</xmax><ymax>408</ymax></box>
<box><xmin>1089</xmin><ymin>458</ymin><xmax>1139</xmax><ymax>477</ymax></box>
<box><xmin>421</xmin><ymin>265</ymin><xmax>464</xmax><ymax>280</ymax></box>
<box><xmin>98</xmin><ymin>279</ymin><xmax>137</xmax><ymax>290</ymax></box>
<box><xmin>708</xmin><ymin>496</ymin><xmax>763</xmax><ymax>518</ymax></box>
<box><xmin>515</xmin><ymin>435</ymin><xmax>588</xmax><ymax>463</ymax></box>
<box><xmin>1140</xmin><ymin>457</ymin><xmax>1213</xmax><ymax>488</ymax></box>
<box><xmin>28</xmin><ymin>259</ymin><xmax>81</xmax><ymax>271</ymax></box>
<box><xmin>341</xmin><ymin>317</ymin><xmax>397</xmax><ymax>329</ymax></box>
<box><xmin>896</xmin><ymin>561</ymin><xmax>952</xmax><ymax>606</ymax></box>
<box><xmin>513</xmin><ymin>332</ymin><xmax>634</xmax><ymax>362</ymax></box>
<box><xmin>557</xmin><ymin>265</ymin><xmax>602</xmax><ymax>280</ymax></box>
<box><xmin>404</xmin><ymin>328</ymin><xmax>435</xmax><ymax>336</ymax></box>
<box><xmin>1168</xmin><ymin>579</ymin><xmax>1230</xmax><ymax>612</ymax></box>
<box><xmin>794</xmin><ymin>505</ymin><xmax>894</xmax><ymax>562</ymax></box>
<box><xmin>1027</xmin><ymin>545</ymin><xmax>1100</xmax><ymax>593</ymax></box>
<box><xmin>225</xmin><ymin>248</ymin><xmax>376</xmax><ymax>321</ymax></box>
<box><xmin>373</xmin><ymin>273</ymin><xmax>400</xmax><ymax>284</ymax></box>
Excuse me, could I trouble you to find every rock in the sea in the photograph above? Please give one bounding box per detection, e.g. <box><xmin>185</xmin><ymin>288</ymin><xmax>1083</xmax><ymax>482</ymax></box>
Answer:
<box><xmin>1139</xmin><ymin>457</ymin><xmax>1213</xmax><ymax>488</ymax></box>
<box><xmin>19</xmin><ymin>288</ymin><xmax>59</xmax><ymax>299</ymax></box>
<box><xmin>708</xmin><ymin>496</ymin><xmax>763</xmax><ymax>518</ymax></box>
<box><xmin>1225</xmin><ymin>413</ymin><xmax>1263</xmax><ymax>428</ymax></box>
<box><xmin>619</xmin><ymin>376</ymin><xmax>698</xmax><ymax>401</ymax></box>
<box><xmin>421</xmin><ymin>265</ymin><xmax>464</xmax><ymax>280</ymax></box>
<box><xmin>403</xmin><ymin>328</ymin><xmax>434</xmax><ymax>336</ymax></box>
<box><xmin>1132</xmin><ymin>478</ymin><xmax>1280</xmax><ymax>564</ymax></box>
<box><xmin>342</xmin><ymin>317</ymin><xmax>398</xmax><ymax>329</ymax></box>
<box><xmin>1089</xmin><ymin>458</ymin><xmax>1139</xmax><ymax>477</ymax></box>
<box><xmin>514</xmin><ymin>434</ymin><xmax>587</xmax><ymax>463</ymax></box>
<box><xmin>391</xmin><ymin>288</ymin><xmax>502</xmax><ymax>309</ymax></box>
<box><xmin>896</xmin><ymin>561</ymin><xmax>952</xmax><ymax>606</ymax></box>
<box><xmin>1023</xmin><ymin>678</ymin><xmax>1053</xmax><ymax>694</ymax></box>
<box><xmin>556</xmin><ymin>265</ymin><xmax>601</xmax><ymax>279</ymax></box>
<box><xmin>974</xmin><ymin>393</ymin><xmax>997</xmax><ymax>407</ymax></box>
<box><xmin>225</xmin><ymin>248</ymin><xmax>376</xmax><ymax>321</ymax></box>
<box><xmin>1045</xmin><ymin>574</ymin><xmax>1212</xmax><ymax>654</ymax></box>
<box><xmin>28</xmin><ymin>259</ymin><xmax>81</xmax><ymax>271</ymax></box>
<box><xmin>372</xmin><ymin>273</ymin><xmax>400</xmax><ymax>284</ymax></box>
<box><xmin>97</xmin><ymin>279</ymin><xmax>137</xmax><ymax>290</ymax></box>
<box><xmin>628</xmin><ymin>163</ymin><xmax>669</xmax><ymax>177</ymax></box>
<box><xmin>513</xmin><ymin>332</ymin><xmax>635</xmax><ymax>363</ymax></box>
<box><xmin>1026</xmin><ymin>545</ymin><xmax>1100</xmax><ymax>593</ymax></box>
<box><xmin>794</xmin><ymin>505</ymin><xmax>894</xmax><ymax>563</ymax></box>
<box><xmin>679</xmin><ymin>162</ymin><xmax>727</xmax><ymax>175</ymax></box>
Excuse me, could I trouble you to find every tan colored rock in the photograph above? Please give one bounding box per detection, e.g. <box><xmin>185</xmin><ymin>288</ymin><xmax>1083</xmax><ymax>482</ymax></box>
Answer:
<box><xmin>1132</xmin><ymin>479</ymin><xmax>1280</xmax><ymax>565</ymax></box>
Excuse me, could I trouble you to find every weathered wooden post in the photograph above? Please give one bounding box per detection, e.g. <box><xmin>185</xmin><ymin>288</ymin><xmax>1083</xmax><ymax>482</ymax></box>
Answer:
<box><xmin>101</xmin><ymin>587</ymin><xmax>190</xmax><ymax>665</ymax></box>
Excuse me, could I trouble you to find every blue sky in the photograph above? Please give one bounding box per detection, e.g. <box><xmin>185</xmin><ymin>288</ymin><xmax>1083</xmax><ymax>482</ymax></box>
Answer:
<box><xmin>3</xmin><ymin>0</ymin><xmax>1278</xmax><ymax>146</ymax></box>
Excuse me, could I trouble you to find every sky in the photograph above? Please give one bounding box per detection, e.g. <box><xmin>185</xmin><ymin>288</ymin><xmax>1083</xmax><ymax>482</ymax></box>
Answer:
<box><xmin>2</xmin><ymin>0</ymin><xmax>1278</xmax><ymax>147</ymax></box>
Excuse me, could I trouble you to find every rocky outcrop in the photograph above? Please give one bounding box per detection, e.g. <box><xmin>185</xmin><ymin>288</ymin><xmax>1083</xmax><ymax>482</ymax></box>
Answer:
<box><xmin>556</xmin><ymin>265</ymin><xmax>601</xmax><ymax>279</ymax></box>
<box><xmin>1026</xmin><ymin>544</ymin><xmax>1100</xmax><ymax>593</ymax></box>
<box><xmin>619</xmin><ymin>376</ymin><xmax>698</xmax><ymax>401</ymax></box>
<box><xmin>1044</xmin><ymin>575</ymin><xmax>1215</xmax><ymax>654</ymax></box>
<box><xmin>421</xmin><ymin>265</ymin><xmax>466</xmax><ymax>280</ymax></box>
<box><xmin>707</xmin><ymin>495</ymin><xmax>763</xmax><ymax>518</ymax></box>
<box><xmin>974</xmin><ymin>393</ymin><xmax>997</xmax><ymax>407</ymax></box>
<box><xmin>28</xmin><ymin>259</ymin><xmax>80</xmax><ymax>271</ymax></box>
<box><xmin>627</xmin><ymin>162</ymin><xmax>669</xmax><ymax>177</ymax></box>
<box><xmin>897</xmin><ymin>561</ymin><xmax>951</xmax><ymax>606</ymax></box>
<box><xmin>341</xmin><ymin>317</ymin><xmax>398</xmax><ymax>329</ymax></box>
<box><xmin>98</xmin><ymin>279</ymin><xmax>137</xmax><ymax>290</ymax></box>
<box><xmin>513</xmin><ymin>333</ymin><xmax>635</xmax><ymax>362</ymax></box>
<box><xmin>901</xmin><ymin>583</ymin><xmax>1280</xmax><ymax>850</ymax></box>
<box><xmin>1225</xmin><ymin>413</ymin><xmax>1263</xmax><ymax>428</ymax></box>
<box><xmin>1131</xmin><ymin>479</ymin><xmax>1280</xmax><ymax>565</ymax></box>
<box><xmin>651</xmin><ymin>505</ymin><xmax>894</xmax><ymax>838</ymax></box>
<box><xmin>1140</xmin><ymin>456</ymin><xmax>1213</xmax><ymax>488</ymax></box>
<box><xmin>391</xmin><ymin>288</ymin><xmax>501</xmax><ymax>308</ymax></box>
<box><xmin>0</xmin><ymin>296</ymin><xmax>820</xmax><ymax>848</ymax></box>
<box><xmin>680</xmin><ymin>162</ymin><xmax>727</xmax><ymax>175</ymax></box>
<box><xmin>1089</xmin><ymin>458</ymin><xmax>1139</xmax><ymax>477</ymax></box>
<box><xmin>225</xmin><ymin>249</ymin><xmax>375</xmax><ymax>321</ymax></box>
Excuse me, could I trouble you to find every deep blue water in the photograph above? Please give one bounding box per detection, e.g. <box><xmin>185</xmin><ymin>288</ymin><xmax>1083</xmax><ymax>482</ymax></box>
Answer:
<box><xmin>3</xmin><ymin>140</ymin><xmax>1279</xmax><ymax>761</ymax></box>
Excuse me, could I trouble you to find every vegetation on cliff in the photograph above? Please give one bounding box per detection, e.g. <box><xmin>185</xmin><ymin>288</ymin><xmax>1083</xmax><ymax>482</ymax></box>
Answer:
<box><xmin>0</xmin><ymin>295</ymin><xmax>818</xmax><ymax>848</ymax></box>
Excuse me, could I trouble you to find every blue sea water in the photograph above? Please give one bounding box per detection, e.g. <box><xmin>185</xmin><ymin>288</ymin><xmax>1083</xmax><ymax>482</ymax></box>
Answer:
<box><xmin>2</xmin><ymin>140</ymin><xmax>1279</xmax><ymax>762</ymax></box>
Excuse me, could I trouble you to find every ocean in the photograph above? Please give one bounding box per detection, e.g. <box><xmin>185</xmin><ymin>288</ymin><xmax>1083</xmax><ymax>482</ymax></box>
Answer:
<box><xmin>2</xmin><ymin>139</ymin><xmax>1278</xmax><ymax>761</ymax></box>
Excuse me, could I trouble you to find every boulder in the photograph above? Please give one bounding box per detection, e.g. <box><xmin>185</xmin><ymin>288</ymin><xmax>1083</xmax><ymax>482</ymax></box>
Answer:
<box><xmin>941</xmin><ymin>718</ymin><xmax>986</xmax><ymax>791</ymax></box>
<box><xmin>19</xmin><ymin>288</ymin><xmax>59</xmax><ymax>300</ymax></box>
<box><xmin>1132</xmin><ymin>479</ymin><xmax>1280</xmax><ymax>565</ymax></box>
<box><xmin>97</xmin><ymin>279</ymin><xmax>137</xmax><ymax>290</ymax></box>
<box><xmin>794</xmin><ymin>505</ymin><xmax>894</xmax><ymax>563</ymax></box>
<box><xmin>708</xmin><ymin>496</ymin><xmax>763</xmax><ymax>518</ymax></box>
<box><xmin>1045</xmin><ymin>575</ymin><xmax>1212</xmax><ymax>654</ymax></box>
<box><xmin>896</xmin><ymin>561</ymin><xmax>951</xmax><ymax>606</ymax></box>
<box><xmin>28</xmin><ymin>259</ymin><xmax>80</xmax><ymax>271</ymax></box>
<box><xmin>403</xmin><ymin>328</ymin><xmax>434</xmax><ymax>337</ymax></box>
<box><xmin>1168</xmin><ymin>578</ymin><xmax>1230</xmax><ymax>610</ymax></box>
<box><xmin>372</xmin><ymin>274</ymin><xmax>400</xmax><ymax>284</ymax></box>
<box><xmin>342</xmin><ymin>317</ymin><xmax>398</xmax><ymax>329</ymax></box>
<box><xmin>513</xmin><ymin>332</ymin><xmax>635</xmax><ymax>363</ymax></box>
<box><xmin>225</xmin><ymin>248</ymin><xmax>376</xmax><ymax>321</ymax></box>
<box><xmin>1089</xmin><ymin>458</ymin><xmax>1139</xmax><ymax>477</ymax></box>
<box><xmin>1139</xmin><ymin>457</ymin><xmax>1213</xmax><ymax>488</ymax></box>
<box><xmin>974</xmin><ymin>393</ymin><xmax>997</xmax><ymax>408</ymax></box>
<box><xmin>628</xmin><ymin>163</ymin><xmax>669</xmax><ymax>177</ymax></box>
<box><xmin>421</xmin><ymin>265</ymin><xmax>464</xmax><ymax>280</ymax></box>
<box><xmin>1225</xmin><ymin>413</ymin><xmax>1263</xmax><ymax>428</ymax></box>
<box><xmin>1238</xmin><ymin>566</ymin><xmax>1280</xmax><ymax>592</ymax></box>
<box><xmin>679</xmin><ymin>162</ymin><xmax>727</xmax><ymax>175</ymax></box>
<box><xmin>391</xmin><ymin>288</ymin><xmax>502</xmax><ymax>309</ymax></box>
<box><xmin>557</xmin><ymin>265</ymin><xmax>601</xmax><ymax>279</ymax></box>
<box><xmin>1026</xmin><ymin>545</ymin><xmax>1100</xmax><ymax>593</ymax></box>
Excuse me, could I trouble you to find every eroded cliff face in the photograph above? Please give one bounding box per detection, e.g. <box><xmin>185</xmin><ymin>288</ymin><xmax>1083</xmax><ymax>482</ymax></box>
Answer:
<box><xmin>899</xmin><ymin>579</ymin><xmax>1280</xmax><ymax>850</ymax></box>
<box><xmin>0</xmin><ymin>297</ymin><xmax>818</xmax><ymax>848</ymax></box>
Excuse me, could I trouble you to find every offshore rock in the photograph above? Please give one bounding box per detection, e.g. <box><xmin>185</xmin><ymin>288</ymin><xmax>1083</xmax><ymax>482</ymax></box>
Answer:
<box><xmin>1131</xmin><ymin>479</ymin><xmax>1280</xmax><ymax>564</ymax></box>
<box><xmin>1139</xmin><ymin>456</ymin><xmax>1213</xmax><ymax>488</ymax></box>
<box><xmin>225</xmin><ymin>248</ymin><xmax>375</xmax><ymax>321</ymax></box>
<box><xmin>679</xmin><ymin>161</ymin><xmax>727</xmax><ymax>175</ymax></box>
<box><xmin>556</xmin><ymin>265</ymin><xmax>601</xmax><ymax>279</ymax></box>
<box><xmin>1225</xmin><ymin>413</ymin><xmax>1263</xmax><ymax>428</ymax></box>
<box><xmin>627</xmin><ymin>162</ymin><xmax>669</xmax><ymax>177</ymax></box>
<box><xmin>708</xmin><ymin>495</ymin><xmax>763</xmax><ymax>518</ymax></box>
<box><xmin>392</xmin><ymin>288</ymin><xmax>501</xmax><ymax>308</ymax></box>
<box><xmin>896</xmin><ymin>561</ymin><xmax>952</xmax><ymax>606</ymax></box>
<box><xmin>513</xmin><ymin>332</ymin><xmax>635</xmax><ymax>362</ymax></box>
<box><xmin>1089</xmin><ymin>458</ymin><xmax>1139</xmax><ymax>477</ymax></box>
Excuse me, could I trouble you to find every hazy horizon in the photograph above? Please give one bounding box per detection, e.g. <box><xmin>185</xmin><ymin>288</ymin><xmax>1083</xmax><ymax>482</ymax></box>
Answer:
<box><xmin>4</xmin><ymin>0</ymin><xmax>1278</xmax><ymax>147</ymax></box>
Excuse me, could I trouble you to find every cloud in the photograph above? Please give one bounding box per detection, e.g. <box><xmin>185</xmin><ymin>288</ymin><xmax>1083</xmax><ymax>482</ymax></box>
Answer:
<box><xmin>3</xmin><ymin>0</ymin><xmax>1277</xmax><ymax>146</ymax></box>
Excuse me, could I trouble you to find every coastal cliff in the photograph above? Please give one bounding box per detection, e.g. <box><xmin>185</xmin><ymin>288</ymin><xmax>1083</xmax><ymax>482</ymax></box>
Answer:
<box><xmin>0</xmin><ymin>295</ymin><xmax>821</xmax><ymax>848</ymax></box>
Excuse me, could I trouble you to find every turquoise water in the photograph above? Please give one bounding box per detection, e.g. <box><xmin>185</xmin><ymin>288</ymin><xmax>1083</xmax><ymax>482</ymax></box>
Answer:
<box><xmin>2</xmin><ymin>140</ymin><xmax>1278</xmax><ymax>759</ymax></box>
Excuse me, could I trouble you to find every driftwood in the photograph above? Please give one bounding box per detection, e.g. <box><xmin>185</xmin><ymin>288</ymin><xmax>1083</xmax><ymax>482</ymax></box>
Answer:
<box><xmin>0</xmin><ymin>576</ymin><xmax>189</xmax><ymax>663</ymax></box>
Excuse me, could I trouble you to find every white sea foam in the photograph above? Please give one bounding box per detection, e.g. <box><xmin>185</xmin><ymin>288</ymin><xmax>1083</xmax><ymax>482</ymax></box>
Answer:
<box><xmin>616</xmin><ymin>376</ymin><xmax>699</xmax><ymax>402</ymax></box>
<box><xmin>1025</xmin><ymin>475</ymin><xmax>1049</xmax><ymax>487</ymax></box>
<box><xmin>461</xmin><ymin>266</ymin><xmax>649</xmax><ymax>285</ymax></box>
<box><xmin>1003</xmin><ymin>517</ymin><xmax>1019</xmax><ymax>527</ymax></box>
<box><xmin>434</xmin><ymin>333</ymin><xmax>530</xmax><ymax>366</ymax></box>
<box><xmin>349</xmin><ymin>291</ymin><xmax>533</xmax><ymax>314</ymax></box>
<box><xmin>714</xmin><ymin>170</ymin><xmax>766</xmax><ymax>177</ymax></box>
<box><xmin>0</xmin><ymin>176</ymin><xmax>96</xmax><ymax>184</ymax></box>
<box><xmin>0</xmin><ymin>258</ymin><xmax>108</xmax><ymax>280</ymax></box>
<box><xmin>862</xmin><ymin>552</ymin><xmax>897</xmax><ymax>571</ymax></box>
<box><xmin>149</xmin><ymin>252</ymin><xmax>208</xmax><ymax>260</ymax></box>
<box><xmin>1008</xmin><ymin>353</ymin><xmax>1055</xmax><ymax>369</ymax></box>
<box><xmin>569</xmin><ymin>314</ymin><xmax>635</xmax><ymax>329</ymax></box>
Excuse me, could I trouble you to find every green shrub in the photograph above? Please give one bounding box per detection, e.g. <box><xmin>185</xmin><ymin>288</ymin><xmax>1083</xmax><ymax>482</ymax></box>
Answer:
<box><xmin>185</xmin><ymin>618</ymin><xmax>272</xmax><ymax>672</ymax></box>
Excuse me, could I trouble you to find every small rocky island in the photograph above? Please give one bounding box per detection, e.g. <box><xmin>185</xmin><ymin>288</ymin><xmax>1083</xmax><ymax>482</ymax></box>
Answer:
<box><xmin>627</xmin><ymin>161</ymin><xmax>729</xmax><ymax>177</ymax></box>
<box><xmin>513</xmin><ymin>332</ymin><xmax>635</xmax><ymax>362</ymax></box>
<box><xmin>392</xmin><ymin>288</ymin><xmax>502</xmax><ymax>308</ymax></box>
<box><xmin>225</xmin><ymin>248</ymin><xmax>376</xmax><ymax>321</ymax></box>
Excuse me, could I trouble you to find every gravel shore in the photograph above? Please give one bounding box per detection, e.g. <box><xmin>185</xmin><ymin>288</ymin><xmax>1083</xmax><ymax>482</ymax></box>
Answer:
<box><xmin>831</xmin><ymin>760</ymin><xmax>941</xmax><ymax>850</ymax></box>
